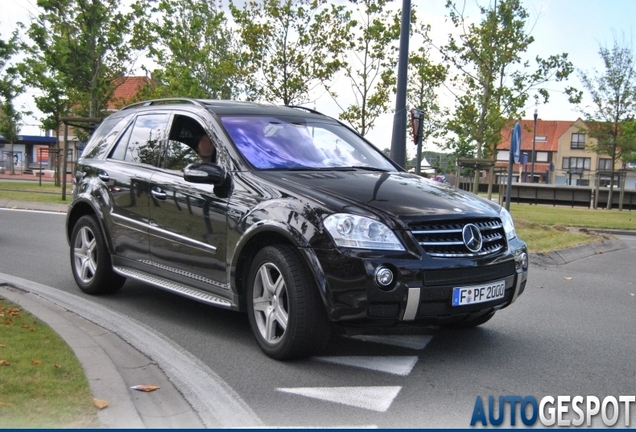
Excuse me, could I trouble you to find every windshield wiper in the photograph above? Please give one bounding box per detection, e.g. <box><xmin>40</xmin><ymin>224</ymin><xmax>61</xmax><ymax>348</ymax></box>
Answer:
<box><xmin>348</xmin><ymin>166</ymin><xmax>391</xmax><ymax>172</ymax></box>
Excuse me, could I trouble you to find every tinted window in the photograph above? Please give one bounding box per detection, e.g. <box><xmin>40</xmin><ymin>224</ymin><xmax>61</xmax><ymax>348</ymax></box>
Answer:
<box><xmin>81</xmin><ymin>115</ymin><xmax>131</xmax><ymax>159</ymax></box>
<box><xmin>161</xmin><ymin>114</ymin><xmax>216</xmax><ymax>171</ymax></box>
<box><xmin>163</xmin><ymin>140</ymin><xmax>199</xmax><ymax>171</ymax></box>
<box><xmin>220</xmin><ymin>116</ymin><xmax>395</xmax><ymax>170</ymax></box>
<box><xmin>109</xmin><ymin>113</ymin><xmax>169</xmax><ymax>166</ymax></box>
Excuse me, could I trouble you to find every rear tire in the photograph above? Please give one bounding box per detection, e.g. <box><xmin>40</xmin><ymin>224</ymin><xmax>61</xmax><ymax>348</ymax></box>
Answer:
<box><xmin>70</xmin><ymin>215</ymin><xmax>126</xmax><ymax>295</ymax></box>
<box><xmin>442</xmin><ymin>312</ymin><xmax>495</xmax><ymax>329</ymax></box>
<box><xmin>247</xmin><ymin>245</ymin><xmax>331</xmax><ymax>360</ymax></box>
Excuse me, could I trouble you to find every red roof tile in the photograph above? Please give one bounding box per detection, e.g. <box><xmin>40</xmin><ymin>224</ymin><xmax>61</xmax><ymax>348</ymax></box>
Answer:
<box><xmin>497</xmin><ymin>119</ymin><xmax>574</xmax><ymax>152</ymax></box>
<box><xmin>108</xmin><ymin>76</ymin><xmax>150</xmax><ymax>110</ymax></box>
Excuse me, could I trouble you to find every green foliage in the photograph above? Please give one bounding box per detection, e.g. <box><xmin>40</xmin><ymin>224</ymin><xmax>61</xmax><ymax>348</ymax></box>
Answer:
<box><xmin>331</xmin><ymin>0</ymin><xmax>400</xmax><ymax>136</ymax></box>
<box><xmin>134</xmin><ymin>0</ymin><xmax>242</xmax><ymax>100</ymax></box>
<box><xmin>24</xmin><ymin>0</ymin><xmax>140</xmax><ymax>118</ymax></box>
<box><xmin>572</xmin><ymin>40</ymin><xmax>636</xmax><ymax>166</ymax></box>
<box><xmin>230</xmin><ymin>0</ymin><xmax>352</xmax><ymax>105</ymax></box>
<box><xmin>407</xmin><ymin>24</ymin><xmax>448</xmax><ymax>146</ymax></box>
<box><xmin>441</xmin><ymin>0</ymin><xmax>574</xmax><ymax>165</ymax></box>
<box><xmin>17</xmin><ymin>43</ymin><xmax>70</xmax><ymax>135</ymax></box>
<box><xmin>621</xmin><ymin>120</ymin><xmax>636</xmax><ymax>164</ymax></box>
<box><xmin>0</xmin><ymin>29</ymin><xmax>24</xmax><ymax>145</ymax></box>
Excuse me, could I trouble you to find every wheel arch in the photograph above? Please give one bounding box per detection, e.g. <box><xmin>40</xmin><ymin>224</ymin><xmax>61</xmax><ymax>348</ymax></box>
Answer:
<box><xmin>232</xmin><ymin>224</ymin><xmax>333</xmax><ymax>315</ymax></box>
<box><xmin>66</xmin><ymin>199</ymin><xmax>114</xmax><ymax>254</ymax></box>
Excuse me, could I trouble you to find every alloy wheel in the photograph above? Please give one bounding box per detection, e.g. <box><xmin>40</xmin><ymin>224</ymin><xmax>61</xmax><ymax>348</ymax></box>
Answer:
<box><xmin>73</xmin><ymin>226</ymin><xmax>98</xmax><ymax>284</ymax></box>
<box><xmin>252</xmin><ymin>262</ymin><xmax>289</xmax><ymax>345</ymax></box>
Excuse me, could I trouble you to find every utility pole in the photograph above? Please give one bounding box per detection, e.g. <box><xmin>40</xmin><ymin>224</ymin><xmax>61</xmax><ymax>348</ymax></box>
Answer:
<box><xmin>389</xmin><ymin>0</ymin><xmax>411</xmax><ymax>169</ymax></box>
<box><xmin>530</xmin><ymin>106</ymin><xmax>537</xmax><ymax>182</ymax></box>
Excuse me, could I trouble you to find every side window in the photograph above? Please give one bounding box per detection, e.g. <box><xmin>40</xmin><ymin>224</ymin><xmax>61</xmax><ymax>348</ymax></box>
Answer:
<box><xmin>162</xmin><ymin>114</ymin><xmax>216</xmax><ymax>171</ymax></box>
<box><xmin>109</xmin><ymin>113</ymin><xmax>169</xmax><ymax>166</ymax></box>
<box><xmin>164</xmin><ymin>141</ymin><xmax>199</xmax><ymax>171</ymax></box>
<box><xmin>81</xmin><ymin>115</ymin><xmax>131</xmax><ymax>160</ymax></box>
<box><xmin>109</xmin><ymin>123</ymin><xmax>133</xmax><ymax>161</ymax></box>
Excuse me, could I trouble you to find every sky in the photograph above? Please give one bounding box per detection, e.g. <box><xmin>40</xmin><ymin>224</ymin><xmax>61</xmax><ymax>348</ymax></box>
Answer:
<box><xmin>2</xmin><ymin>0</ymin><xmax>636</xmax><ymax>154</ymax></box>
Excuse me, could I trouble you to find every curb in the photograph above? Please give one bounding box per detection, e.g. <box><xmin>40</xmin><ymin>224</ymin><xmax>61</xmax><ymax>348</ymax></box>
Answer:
<box><xmin>529</xmin><ymin>238</ymin><xmax>628</xmax><ymax>267</ymax></box>
<box><xmin>0</xmin><ymin>273</ymin><xmax>263</xmax><ymax>428</ymax></box>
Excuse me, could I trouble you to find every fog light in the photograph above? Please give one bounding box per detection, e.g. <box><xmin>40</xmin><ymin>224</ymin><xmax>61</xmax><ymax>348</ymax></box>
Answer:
<box><xmin>375</xmin><ymin>266</ymin><xmax>394</xmax><ymax>287</ymax></box>
<box><xmin>515</xmin><ymin>252</ymin><xmax>528</xmax><ymax>270</ymax></box>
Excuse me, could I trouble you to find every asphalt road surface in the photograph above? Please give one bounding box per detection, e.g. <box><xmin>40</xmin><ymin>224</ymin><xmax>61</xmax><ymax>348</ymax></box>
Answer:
<box><xmin>1</xmin><ymin>208</ymin><xmax>635</xmax><ymax>427</ymax></box>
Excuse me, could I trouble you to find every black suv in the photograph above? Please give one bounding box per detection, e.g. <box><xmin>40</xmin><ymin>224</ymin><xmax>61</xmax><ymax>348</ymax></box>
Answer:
<box><xmin>66</xmin><ymin>98</ymin><xmax>528</xmax><ymax>360</ymax></box>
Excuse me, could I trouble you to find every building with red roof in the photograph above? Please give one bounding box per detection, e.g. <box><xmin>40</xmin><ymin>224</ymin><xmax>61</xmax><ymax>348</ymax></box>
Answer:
<box><xmin>107</xmin><ymin>76</ymin><xmax>150</xmax><ymax>111</ymax></box>
<box><xmin>495</xmin><ymin>118</ymin><xmax>626</xmax><ymax>186</ymax></box>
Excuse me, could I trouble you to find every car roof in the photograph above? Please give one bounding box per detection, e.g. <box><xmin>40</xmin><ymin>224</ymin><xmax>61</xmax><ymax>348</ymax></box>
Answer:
<box><xmin>121</xmin><ymin>98</ymin><xmax>331</xmax><ymax>120</ymax></box>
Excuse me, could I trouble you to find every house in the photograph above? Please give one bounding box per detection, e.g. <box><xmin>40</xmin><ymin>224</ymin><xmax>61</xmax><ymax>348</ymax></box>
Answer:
<box><xmin>495</xmin><ymin>118</ymin><xmax>633</xmax><ymax>188</ymax></box>
<box><xmin>106</xmin><ymin>76</ymin><xmax>151</xmax><ymax>111</ymax></box>
<box><xmin>0</xmin><ymin>134</ymin><xmax>57</xmax><ymax>174</ymax></box>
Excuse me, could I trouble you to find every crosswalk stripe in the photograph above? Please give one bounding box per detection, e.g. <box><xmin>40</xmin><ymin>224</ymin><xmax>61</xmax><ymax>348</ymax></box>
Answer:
<box><xmin>345</xmin><ymin>334</ymin><xmax>433</xmax><ymax>350</ymax></box>
<box><xmin>312</xmin><ymin>356</ymin><xmax>418</xmax><ymax>376</ymax></box>
<box><xmin>277</xmin><ymin>386</ymin><xmax>401</xmax><ymax>412</ymax></box>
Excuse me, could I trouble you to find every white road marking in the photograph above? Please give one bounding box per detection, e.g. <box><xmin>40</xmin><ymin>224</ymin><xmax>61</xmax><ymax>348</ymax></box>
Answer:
<box><xmin>277</xmin><ymin>386</ymin><xmax>401</xmax><ymax>413</ymax></box>
<box><xmin>345</xmin><ymin>334</ymin><xmax>433</xmax><ymax>350</ymax></box>
<box><xmin>312</xmin><ymin>356</ymin><xmax>418</xmax><ymax>376</ymax></box>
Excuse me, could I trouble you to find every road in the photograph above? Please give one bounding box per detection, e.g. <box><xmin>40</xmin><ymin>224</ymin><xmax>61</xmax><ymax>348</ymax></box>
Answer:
<box><xmin>1</xmin><ymin>208</ymin><xmax>635</xmax><ymax>427</ymax></box>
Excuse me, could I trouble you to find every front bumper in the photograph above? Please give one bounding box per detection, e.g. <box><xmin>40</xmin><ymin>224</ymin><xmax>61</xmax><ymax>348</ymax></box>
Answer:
<box><xmin>309</xmin><ymin>239</ymin><xmax>529</xmax><ymax>325</ymax></box>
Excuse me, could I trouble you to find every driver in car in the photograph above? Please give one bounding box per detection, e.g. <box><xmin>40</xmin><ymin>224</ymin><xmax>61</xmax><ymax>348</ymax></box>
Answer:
<box><xmin>196</xmin><ymin>134</ymin><xmax>216</xmax><ymax>163</ymax></box>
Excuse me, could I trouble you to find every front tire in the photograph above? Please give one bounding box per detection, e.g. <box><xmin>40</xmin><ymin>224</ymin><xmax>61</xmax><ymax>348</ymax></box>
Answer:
<box><xmin>247</xmin><ymin>245</ymin><xmax>331</xmax><ymax>360</ymax></box>
<box><xmin>70</xmin><ymin>215</ymin><xmax>126</xmax><ymax>295</ymax></box>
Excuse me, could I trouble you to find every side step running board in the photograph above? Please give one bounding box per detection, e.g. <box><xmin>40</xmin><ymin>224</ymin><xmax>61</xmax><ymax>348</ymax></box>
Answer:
<box><xmin>113</xmin><ymin>266</ymin><xmax>233</xmax><ymax>308</ymax></box>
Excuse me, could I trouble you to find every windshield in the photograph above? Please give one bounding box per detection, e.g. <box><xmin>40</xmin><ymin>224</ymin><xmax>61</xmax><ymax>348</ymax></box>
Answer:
<box><xmin>220</xmin><ymin>115</ymin><xmax>396</xmax><ymax>171</ymax></box>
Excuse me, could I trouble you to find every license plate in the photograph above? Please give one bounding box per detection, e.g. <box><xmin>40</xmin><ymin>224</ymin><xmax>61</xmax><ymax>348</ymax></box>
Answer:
<box><xmin>452</xmin><ymin>281</ymin><xmax>506</xmax><ymax>306</ymax></box>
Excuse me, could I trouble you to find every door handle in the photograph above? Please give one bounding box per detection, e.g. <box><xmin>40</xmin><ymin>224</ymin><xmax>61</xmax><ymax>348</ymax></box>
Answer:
<box><xmin>151</xmin><ymin>187</ymin><xmax>167</xmax><ymax>200</ymax></box>
<box><xmin>98</xmin><ymin>172</ymin><xmax>110</xmax><ymax>182</ymax></box>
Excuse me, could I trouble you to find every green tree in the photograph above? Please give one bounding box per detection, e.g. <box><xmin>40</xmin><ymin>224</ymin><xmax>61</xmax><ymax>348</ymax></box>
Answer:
<box><xmin>135</xmin><ymin>0</ymin><xmax>242</xmax><ymax>99</ymax></box>
<box><xmin>440</xmin><ymin>0</ymin><xmax>574</xmax><ymax>194</ymax></box>
<box><xmin>17</xmin><ymin>44</ymin><xmax>71</xmax><ymax>137</ymax></box>
<box><xmin>621</xmin><ymin>119</ymin><xmax>636</xmax><ymax>165</ymax></box>
<box><xmin>0</xmin><ymin>29</ymin><xmax>24</xmax><ymax>175</ymax></box>
<box><xmin>407</xmin><ymin>32</ymin><xmax>448</xmax><ymax>170</ymax></box>
<box><xmin>328</xmin><ymin>0</ymin><xmax>400</xmax><ymax>137</ymax></box>
<box><xmin>25</xmin><ymin>0</ymin><xmax>140</xmax><ymax>118</ymax></box>
<box><xmin>567</xmin><ymin>39</ymin><xmax>636</xmax><ymax>209</ymax></box>
<box><xmin>230</xmin><ymin>0</ymin><xmax>352</xmax><ymax>105</ymax></box>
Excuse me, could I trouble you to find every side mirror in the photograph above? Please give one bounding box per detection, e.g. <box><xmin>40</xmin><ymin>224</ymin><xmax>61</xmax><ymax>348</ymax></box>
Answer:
<box><xmin>183</xmin><ymin>162</ymin><xmax>227</xmax><ymax>185</ymax></box>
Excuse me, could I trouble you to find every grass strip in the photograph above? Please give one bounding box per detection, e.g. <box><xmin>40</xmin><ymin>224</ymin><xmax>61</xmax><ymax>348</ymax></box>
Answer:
<box><xmin>0</xmin><ymin>181</ymin><xmax>72</xmax><ymax>204</ymax></box>
<box><xmin>0</xmin><ymin>299</ymin><xmax>98</xmax><ymax>428</ymax></box>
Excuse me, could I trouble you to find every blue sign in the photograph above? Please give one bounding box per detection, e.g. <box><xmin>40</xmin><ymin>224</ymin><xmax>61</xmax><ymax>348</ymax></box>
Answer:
<box><xmin>511</xmin><ymin>121</ymin><xmax>521</xmax><ymax>164</ymax></box>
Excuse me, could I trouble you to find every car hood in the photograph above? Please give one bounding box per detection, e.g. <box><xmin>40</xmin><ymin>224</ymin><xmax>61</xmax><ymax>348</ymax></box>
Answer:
<box><xmin>255</xmin><ymin>170</ymin><xmax>501</xmax><ymax>227</ymax></box>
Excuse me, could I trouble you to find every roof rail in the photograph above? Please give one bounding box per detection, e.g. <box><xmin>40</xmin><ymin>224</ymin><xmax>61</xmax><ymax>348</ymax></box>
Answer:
<box><xmin>121</xmin><ymin>98</ymin><xmax>207</xmax><ymax>111</ymax></box>
<box><xmin>285</xmin><ymin>105</ymin><xmax>327</xmax><ymax>116</ymax></box>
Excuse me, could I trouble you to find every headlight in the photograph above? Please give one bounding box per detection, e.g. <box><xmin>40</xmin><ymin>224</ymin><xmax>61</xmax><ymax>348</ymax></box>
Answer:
<box><xmin>499</xmin><ymin>207</ymin><xmax>516</xmax><ymax>241</ymax></box>
<box><xmin>323</xmin><ymin>214</ymin><xmax>405</xmax><ymax>251</ymax></box>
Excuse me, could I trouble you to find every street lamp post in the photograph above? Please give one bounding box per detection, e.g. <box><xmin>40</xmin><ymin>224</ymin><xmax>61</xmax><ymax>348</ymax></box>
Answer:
<box><xmin>530</xmin><ymin>107</ymin><xmax>537</xmax><ymax>183</ymax></box>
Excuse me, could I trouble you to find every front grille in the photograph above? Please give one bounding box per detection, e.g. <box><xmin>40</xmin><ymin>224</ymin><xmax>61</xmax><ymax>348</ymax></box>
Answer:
<box><xmin>423</xmin><ymin>261</ymin><xmax>516</xmax><ymax>287</ymax></box>
<box><xmin>410</xmin><ymin>218</ymin><xmax>507</xmax><ymax>258</ymax></box>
